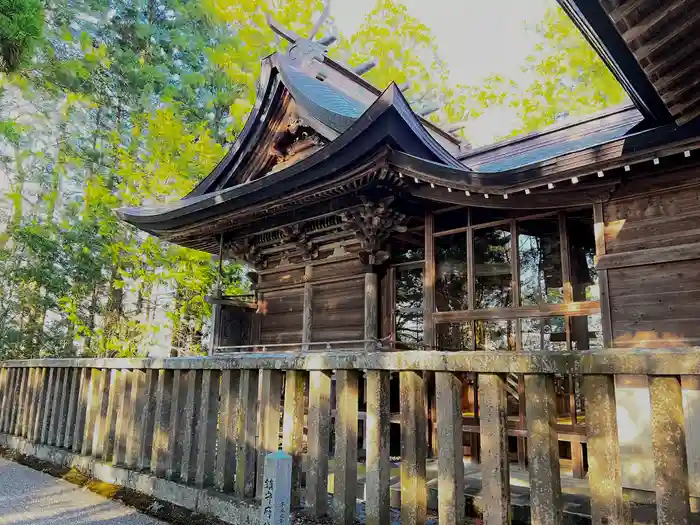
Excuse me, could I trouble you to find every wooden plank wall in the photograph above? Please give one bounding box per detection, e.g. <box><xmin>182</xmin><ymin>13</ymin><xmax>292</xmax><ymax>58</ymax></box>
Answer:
<box><xmin>258</xmin><ymin>256</ymin><xmax>365</xmax><ymax>345</ymax></box>
<box><xmin>602</xmin><ymin>183</ymin><xmax>700</xmax><ymax>347</ymax></box>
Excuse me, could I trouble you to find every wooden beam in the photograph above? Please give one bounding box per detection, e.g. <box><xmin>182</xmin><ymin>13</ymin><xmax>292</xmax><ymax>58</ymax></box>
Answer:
<box><xmin>302</xmin><ymin>265</ymin><xmax>313</xmax><ymax>352</ymax></box>
<box><xmin>433</xmin><ymin>301</ymin><xmax>600</xmax><ymax>322</ymax></box>
<box><xmin>632</xmin><ymin>9</ymin><xmax>700</xmax><ymax>62</ymax></box>
<box><xmin>365</xmin><ymin>271</ymin><xmax>379</xmax><ymax>351</ymax></box>
<box><xmin>596</xmin><ymin>241</ymin><xmax>700</xmax><ymax>270</ymax></box>
<box><xmin>593</xmin><ymin>201</ymin><xmax>613</xmax><ymax>348</ymax></box>
<box><xmin>467</xmin><ymin>211</ymin><xmax>476</xmax><ymax>351</ymax></box>
<box><xmin>620</xmin><ymin>0</ymin><xmax>686</xmax><ymax>42</ymax></box>
<box><xmin>424</xmin><ymin>213</ymin><xmax>436</xmax><ymax>348</ymax></box>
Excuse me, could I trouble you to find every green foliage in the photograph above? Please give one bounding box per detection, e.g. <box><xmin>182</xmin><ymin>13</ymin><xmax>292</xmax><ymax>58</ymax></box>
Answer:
<box><xmin>0</xmin><ymin>0</ymin><xmax>43</xmax><ymax>72</ymax></box>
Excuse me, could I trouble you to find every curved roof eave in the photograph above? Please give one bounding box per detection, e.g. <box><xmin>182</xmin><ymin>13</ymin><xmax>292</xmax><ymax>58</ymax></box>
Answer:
<box><xmin>116</xmin><ymin>83</ymin><xmax>468</xmax><ymax>231</ymax></box>
<box><xmin>186</xmin><ymin>58</ymin><xmax>280</xmax><ymax>198</ymax></box>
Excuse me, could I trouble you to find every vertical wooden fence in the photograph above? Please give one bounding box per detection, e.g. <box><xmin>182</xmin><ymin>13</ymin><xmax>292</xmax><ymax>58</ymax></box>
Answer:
<box><xmin>0</xmin><ymin>350</ymin><xmax>696</xmax><ymax>525</ymax></box>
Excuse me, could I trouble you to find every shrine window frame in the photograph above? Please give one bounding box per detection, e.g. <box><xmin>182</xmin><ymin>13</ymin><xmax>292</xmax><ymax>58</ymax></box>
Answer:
<box><xmin>429</xmin><ymin>206</ymin><xmax>601</xmax><ymax>352</ymax></box>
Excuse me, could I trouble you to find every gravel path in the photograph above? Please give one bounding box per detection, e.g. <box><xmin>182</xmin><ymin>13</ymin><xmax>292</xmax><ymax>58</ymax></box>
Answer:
<box><xmin>0</xmin><ymin>457</ymin><xmax>164</xmax><ymax>525</ymax></box>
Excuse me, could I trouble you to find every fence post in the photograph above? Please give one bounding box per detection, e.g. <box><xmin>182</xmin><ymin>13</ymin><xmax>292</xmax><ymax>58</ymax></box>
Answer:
<box><xmin>365</xmin><ymin>370</ymin><xmax>391</xmax><ymax>525</ymax></box>
<box><xmin>306</xmin><ymin>369</ymin><xmax>332</xmax><ymax>516</ymax></box>
<box><xmin>400</xmin><ymin>370</ymin><xmax>428</xmax><ymax>525</ymax></box>
<box><xmin>151</xmin><ymin>369</ymin><xmax>173</xmax><ymax>477</ymax></box>
<box><xmin>479</xmin><ymin>373</ymin><xmax>509</xmax><ymax>525</ymax></box>
<box><xmin>436</xmin><ymin>372</ymin><xmax>466</xmax><ymax>525</ymax></box>
<box><xmin>650</xmin><ymin>376</ymin><xmax>690</xmax><ymax>525</ymax></box>
<box><xmin>195</xmin><ymin>369</ymin><xmax>220</xmax><ymax>488</ymax></box>
<box><xmin>215</xmin><ymin>369</ymin><xmax>240</xmax><ymax>492</ymax></box>
<box><xmin>525</xmin><ymin>373</ymin><xmax>562</xmax><ymax>525</ymax></box>
<box><xmin>583</xmin><ymin>375</ymin><xmax>628</xmax><ymax>525</ymax></box>
<box><xmin>235</xmin><ymin>369</ymin><xmax>259</xmax><ymax>498</ymax></box>
<box><xmin>257</xmin><ymin>370</ymin><xmax>283</xmax><ymax>499</ymax></box>
<box><xmin>334</xmin><ymin>369</ymin><xmax>359</xmax><ymax>525</ymax></box>
<box><xmin>282</xmin><ymin>370</ymin><xmax>307</xmax><ymax>508</ymax></box>
<box><xmin>113</xmin><ymin>368</ymin><xmax>130</xmax><ymax>466</ymax></box>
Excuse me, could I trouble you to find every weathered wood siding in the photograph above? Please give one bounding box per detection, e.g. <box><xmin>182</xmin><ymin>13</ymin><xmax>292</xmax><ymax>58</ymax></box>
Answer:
<box><xmin>603</xmin><ymin>184</ymin><xmax>700</xmax><ymax>347</ymax></box>
<box><xmin>313</xmin><ymin>278</ymin><xmax>365</xmax><ymax>342</ymax></box>
<box><xmin>259</xmin><ymin>290</ymin><xmax>303</xmax><ymax>345</ymax></box>
<box><xmin>601</xmin><ymin>180</ymin><xmax>700</xmax><ymax>496</ymax></box>
<box><xmin>258</xmin><ymin>256</ymin><xmax>365</xmax><ymax>345</ymax></box>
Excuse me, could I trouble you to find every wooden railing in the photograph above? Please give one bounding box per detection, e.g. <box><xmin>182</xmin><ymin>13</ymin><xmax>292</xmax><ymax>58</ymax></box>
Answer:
<box><xmin>0</xmin><ymin>350</ymin><xmax>696</xmax><ymax>525</ymax></box>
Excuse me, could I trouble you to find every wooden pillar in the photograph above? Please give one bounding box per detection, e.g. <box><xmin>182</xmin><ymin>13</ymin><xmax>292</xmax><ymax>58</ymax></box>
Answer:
<box><xmin>282</xmin><ymin>370</ymin><xmax>307</xmax><ymax>507</ymax></box>
<box><xmin>137</xmin><ymin>370</ymin><xmax>158</xmax><ymax>470</ymax></box>
<box><xmin>593</xmin><ymin>201</ymin><xmax>613</xmax><ymax>347</ymax></box>
<box><xmin>113</xmin><ymin>368</ymin><xmax>131</xmax><ymax>466</ymax></box>
<box><xmin>44</xmin><ymin>368</ymin><xmax>61</xmax><ymax>445</ymax></box>
<box><xmin>179</xmin><ymin>370</ymin><xmax>201</xmax><ymax>485</ymax></box>
<box><xmin>235</xmin><ymin>369</ymin><xmax>259</xmax><ymax>498</ymax></box>
<box><xmin>195</xmin><ymin>369</ymin><xmax>220</xmax><ymax>488</ymax></box>
<box><xmin>72</xmin><ymin>368</ymin><xmax>90</xmax><ymax>453</ymax></box>
<box><xmin>365</xmin><ymin>270</ymin><xmax>379</xmax><ymax>351</ymax></box>
<box><xmin>91</xmin><ymin>368</ymin><xmax>111</xmax><ymax>459</ymax></box>
<box><xmin>525</xmin><ymin>374</ymin><xmax>562</xmax><ymax>525</ymax></box>
<box><xmin>30</xmin><ymin>368</ymin><xmax>48</xmax><ymax>443</ymax></box>
<box><xmin>650</xmin><ymin>376</ymin><xmax>690</xmax><ymax>525</ymax></box>
<box><xmin>215</xmin><ymin>369</ymin><xmax>239</xmax><ymax>492</ymax></box>
<box><xmin>424</xmin><ymin>213</ymin><xmax>435</xmax><ymax>348</ymax></box>
<box><xmin>165</xmin><ymin>370</ymin><xmax>188</xmax><ymax>478</ymax></box>
<box><xmin>302</xmin><ymin>265</ymin><xmax>313</xmax><ymax>352</ymax></box>
<box><xmin>151</xmin><ymin>369</ymin><xmax>173</xmax><ymax>477</ymax></box>
<box><xmin>47</xmin><ymin>368</ymin><xmax>65</xmax><ymax>446</ymax></box>
<box><xmin>0</xmin><ymin>368</ymin><xmax>16</xmax><ymax>432</ymax></box>
<box><xmin>436</xmin><ymin>372</ymin><xmax>466</xmax><ymax>525</ymax></box>
<box><xmin>82</xmin><ymin>368</ymin><xmax>103</xmax><ymax>456</ymax></box>
<box><xmin>25</xmin><ymin>368</ymin><xmax>40</xmax><ymax>439</ymax></box>
<box><xmin>583</xmin><ymin>375</ymin><xmax>627</xmax><ymax>525</ymax></box>
<box><xmin>401</xmin><ymin>370</ymin><xmax>428</xmax><ymax>525</ymax></box>
<box><xmin>102</xmin><ymin>368</ymin><xmax>121</xmax><ymax>461</ymax></box>
<box><xmin>307</xmin><ymin>370</ymin><xmax>332</xmax><ymax>516</ymax></box>
<box><xmin>61</xmin><ymin>368</ymin><xmax>78</xmax><ymax>449</ymax></box>
<box><xmin>257</xmin><ymin>369</ymin><xmax>283</xmax><ymax>499</ymax></box>
<box><xmin>124</xmin><ymin>369</ymin><xmax>147</xmax><ymax>468</ymax></box>
<box><xmin>334</xmin><ymin>369</ymin><xmax>359</xmax><ymax>525</ymax></box>
<box><xmin>479</xmin><ymin>373</ymin><xmax>510</xmax><ymax>525</ymax></box>
<box><xmin>366</xmin><ymin>370</ymin><xmax>391</xmax><ymax>525</ymax></box>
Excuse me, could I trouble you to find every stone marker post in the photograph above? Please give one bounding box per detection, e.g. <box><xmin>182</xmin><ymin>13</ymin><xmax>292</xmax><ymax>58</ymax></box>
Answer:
<box><xmin>260</xmin><ymin>451</ymin><xmax>293</xmax><ymax>525</ymax></box>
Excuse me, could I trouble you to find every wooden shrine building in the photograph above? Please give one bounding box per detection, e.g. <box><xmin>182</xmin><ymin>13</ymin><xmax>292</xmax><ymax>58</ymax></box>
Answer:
<box><xmin>119</xmin><ymin>0</ymin><xmax>700</xmax><ymax>499</ymax></box>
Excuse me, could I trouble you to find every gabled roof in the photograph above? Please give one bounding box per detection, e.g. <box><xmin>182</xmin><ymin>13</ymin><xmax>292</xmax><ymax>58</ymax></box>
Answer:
<box><xmin>188</xmin><ymin>53</ymin><xmax>462</xmax><ymax>198</ymax></box>
<box><xmin>117</xmin><ymin>81</ymin><xmax>467</xmax><ymax>234</ymax></box>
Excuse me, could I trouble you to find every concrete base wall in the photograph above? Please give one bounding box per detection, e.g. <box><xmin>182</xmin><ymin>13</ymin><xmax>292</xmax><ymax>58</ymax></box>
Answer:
<box><xmin>0</xmin><ymin>433</ymin><xmax>261</xmax><ymax>525</ymax></box>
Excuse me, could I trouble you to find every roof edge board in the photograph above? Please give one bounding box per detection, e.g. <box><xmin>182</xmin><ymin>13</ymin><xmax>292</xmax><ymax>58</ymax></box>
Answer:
<box><xmin>459</xmin><ymin>104</ymin><xmax>640</xmax><ymax>161</ymax></box>
<box><xmin>186</xmin><ymin>58</ymin><xmax>279</xmax><ymax>198</ymax></box>
<box><xmin>557</xmin><ymin>0</ymin><xmax>673</xmax><ymax>124</ymax></box>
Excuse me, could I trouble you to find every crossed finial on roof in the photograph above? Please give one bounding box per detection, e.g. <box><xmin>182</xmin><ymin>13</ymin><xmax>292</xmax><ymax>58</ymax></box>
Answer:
<box><xmin>266</xmin><ymin>0</ymin><xmax>338</xmax><ymax>68</ymax></box>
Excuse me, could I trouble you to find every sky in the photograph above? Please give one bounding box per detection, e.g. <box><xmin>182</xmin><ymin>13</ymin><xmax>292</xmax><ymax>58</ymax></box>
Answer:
<box><xmin>332</xmin><ymin>0</ymin><xmax>555</xmax><ymax>144</ymax></box>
